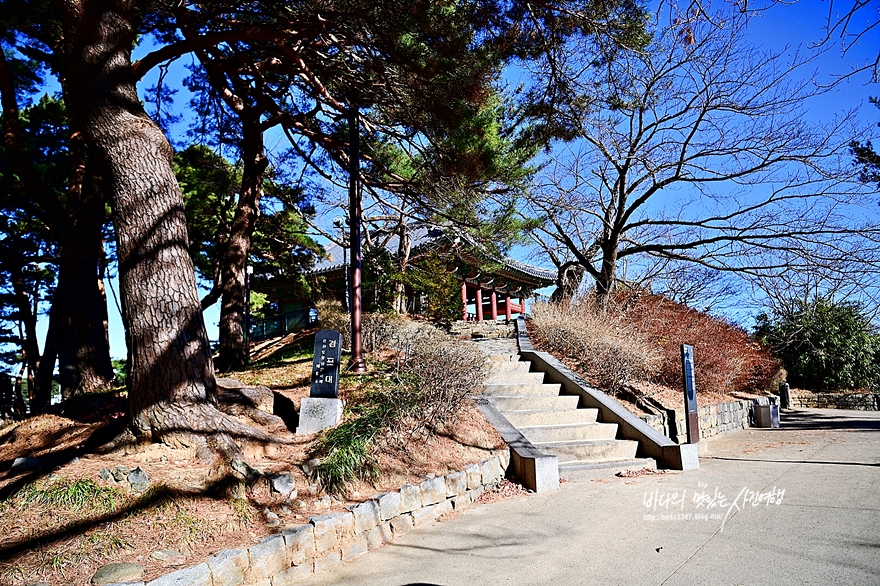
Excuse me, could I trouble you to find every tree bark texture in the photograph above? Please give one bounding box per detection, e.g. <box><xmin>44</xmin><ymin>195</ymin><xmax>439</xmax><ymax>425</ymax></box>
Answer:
<box><xmin>216</xmin><ymin>119</ymin><xmax>267</xmax><ymax>372</ymax></box>
<box><xmin>9</xmin><ymin>264</ymin><xmax>43</xmax><ymax>409</ymax></box>
<box><xmin>56</xmin><ymin>238</ymin><xmax>116</xmax><ymax>398</ymax></box>
<box><xmin>596</xmin><ymin>237</ymin><xmax>619</xmax><ymax>300</ymax></box>
<box><xmin>50</xmin><ymin>162</ymin><xmax>115</xmax><ymax>399</ymax></box>
<box><xmin>550</xmin><ymin>263</ymin><xmax>585</xmax><ymax>303</ymax></box>
<box><xmin>59</xmin><ymin>0</ymin><xmax>230</xmax><ymax>447</ymax></box>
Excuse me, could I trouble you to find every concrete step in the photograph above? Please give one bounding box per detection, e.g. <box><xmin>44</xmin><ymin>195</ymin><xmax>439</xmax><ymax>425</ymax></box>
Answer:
<box><xmin>488</xmin><ymin>395</ymin><xmax>580</xmax><ymax>412</ymax></box>
<box><xmin>485</xmin><ymin>372</ymin><xmax>546</xmax><ymax>385</ymax></box>
<box><xmin>519</xmin><ymin>422</ymin><xmax>619</xmax><ymax>443</ymax></box>
<box><xmin>487</xmin><ymin>354</ymin><xmax>520</xmax><ymax>363</ymax></box>
<box><xmin>503</xmin><ymin>408</ymin><xmax>599</xmax><ymax>427</ymax></box>
<box><xmin>482</xmin><ymin>383</ymin><xmax>562</xmax><ymax>396</ymax></box>
<box><xmin>559</xmin><ymin>458</ymin><xmax>657</xmax><ymax>481</ymax></box>
<box><xmin>487</xmin><ymin>361</ymin><xmax>532</xmax><ymax>374</ymax></box>
<box><xmin>533</xmin><ymin>439</ymin><xmax>639</xmax><ymax>463</ymax></box>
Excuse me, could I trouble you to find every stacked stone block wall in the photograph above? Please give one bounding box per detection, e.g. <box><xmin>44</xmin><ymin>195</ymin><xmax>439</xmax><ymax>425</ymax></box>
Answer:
<box><xmin>789</xmin><ymin>391</ymin><xmax>879</xmax><ymax>410</ymax></box>
<box><xmin>144</xmin><ymin>452</ymin><xmax>509</xmax><ymax>586</ymax></box>
<box><xmin>640</xmin><ymin>399</ymin><xmax>771</xmax><ymax>442</ymax></box>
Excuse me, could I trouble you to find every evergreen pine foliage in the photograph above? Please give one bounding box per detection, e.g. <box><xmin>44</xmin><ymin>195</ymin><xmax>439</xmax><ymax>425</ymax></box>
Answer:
<box><xmin>756</xmin><ymin>299</ymin><xmax>880</xmax><ymax>391</ymax></box>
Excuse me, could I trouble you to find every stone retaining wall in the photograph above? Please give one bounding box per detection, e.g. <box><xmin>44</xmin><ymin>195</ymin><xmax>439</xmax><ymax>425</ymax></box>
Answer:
<box><xmin>640</xmin><ymin>398</ymin><xmax>777</xmax><ymax>443</ymax></box>
<box><xmin>144</xmin><ymin>453</ymin><xmax>509</xmax><ymax>586</ymax></box>
<box><xmin>790</xmin><ymin>391</ymin><xmax>880</xmax><ymax>410</ymax></box>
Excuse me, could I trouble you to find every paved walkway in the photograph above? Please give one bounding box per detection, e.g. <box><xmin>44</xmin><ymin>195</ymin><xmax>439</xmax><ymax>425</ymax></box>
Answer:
<box><xmin>298</xmin><ymin>409</ymin><xmax>880</xmax><ymax>585</ymax></box>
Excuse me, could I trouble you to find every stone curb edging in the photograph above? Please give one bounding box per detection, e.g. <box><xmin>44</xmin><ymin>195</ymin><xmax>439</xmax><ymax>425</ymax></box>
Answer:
<box><xmin>475</xmin><ymin>400</ymin><xmax>559</xmax><ymax>493</ymax></box>
<box><xmin>140</xmin><ymin>453</ymin><xmax>509</xmax><ymax>586</ymax></box>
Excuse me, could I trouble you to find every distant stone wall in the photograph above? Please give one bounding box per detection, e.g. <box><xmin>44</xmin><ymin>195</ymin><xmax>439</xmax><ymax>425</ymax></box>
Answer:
<box><xmin>640</xmin><ymin>397</ymin><xmax>778</xmax><ymax>443</ymax></box>
<box><xmin>449</xmin><ymin>320</ymin><xmax>515</xmax><ymax>339</ymax></box>
<box><xmin>790</xmin><ymin>391</ymin><xmax>879</xmax><ymax>410</ymax></box>
<box><xmin>144</xmin><ymin>453</ymin><xmax>509</xmax><ymax>586</ymax></box>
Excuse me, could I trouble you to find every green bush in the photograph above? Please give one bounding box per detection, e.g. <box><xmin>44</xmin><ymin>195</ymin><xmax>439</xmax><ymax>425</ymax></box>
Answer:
<box><xmin>756</xmin><ymin>298</ymin><xmax>880</xmax><ymax>391</ymax></box>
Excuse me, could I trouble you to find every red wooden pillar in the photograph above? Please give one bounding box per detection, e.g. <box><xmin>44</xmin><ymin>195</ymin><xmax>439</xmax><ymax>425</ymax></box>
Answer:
<box><xmin>490</xmin><ymin>290</ymin><xmax>498</xmax><ymax>320</ymax></box>
<box><xmin>519</xmin><ymin>297</ymin><xmax>525</xmax><ymax>316</ymax></box>
<box><xmin>505</xmin><ymin>293</ymin><xmax>512</xmax><ymax>320</ymax></box>
<box><xmin>476</xmin><ymin>285</ymin><xmax>484</xmax><ymax>321</ymax></box>
<box><xmin>460</xmin><ymin>281</ymin><xmax>468</xmax><ymax>320</ymax></box>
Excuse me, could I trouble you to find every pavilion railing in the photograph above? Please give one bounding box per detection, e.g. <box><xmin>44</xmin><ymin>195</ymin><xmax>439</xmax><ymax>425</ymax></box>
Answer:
<box><xmin>249</xmin><ymin>308</ymin><xmax>318</xmax><ymax>343</ymax></box>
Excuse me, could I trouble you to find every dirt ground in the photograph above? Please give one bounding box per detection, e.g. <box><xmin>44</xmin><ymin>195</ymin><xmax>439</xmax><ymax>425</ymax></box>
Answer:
<box><xmin>0</xmin><ymin>350</ymin><xmax>505</xmax><ymax>586</ymax></box>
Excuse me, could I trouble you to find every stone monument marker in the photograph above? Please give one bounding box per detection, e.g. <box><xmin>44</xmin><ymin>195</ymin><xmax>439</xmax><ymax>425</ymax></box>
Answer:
<box><xmin>297</xmin><ymin>330</ymin><xmax>345</xmax><ymax>434</ymax></box>
<box><xmin>309</xmin><ymin>329</ymin><xmax>342</xmax><ymax>398</ymax></box>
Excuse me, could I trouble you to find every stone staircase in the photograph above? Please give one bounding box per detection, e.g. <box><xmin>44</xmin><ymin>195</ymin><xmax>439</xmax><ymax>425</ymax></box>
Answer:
<box><xmin>483</xmin><ymin>353</ymin><xmax>656</xmax><ymax>480</ymax></box>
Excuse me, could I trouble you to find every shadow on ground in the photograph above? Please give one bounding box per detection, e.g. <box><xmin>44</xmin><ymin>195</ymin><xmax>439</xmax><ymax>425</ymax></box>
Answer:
<box><xmin>774</xmin><ymin>409</ymin><xmax>880</xmax><ymax>432</ymax></box>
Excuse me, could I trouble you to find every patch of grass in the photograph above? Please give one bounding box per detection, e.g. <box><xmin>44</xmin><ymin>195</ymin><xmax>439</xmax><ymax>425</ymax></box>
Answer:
<box><xmin>229</xmin><ymin>496</ymin><xmax>256</xmax><ymax>524</ymax></box>
<box><xmin>1</xmin><ymin>527</ymin><xmax>132</xmax><ymax>582</ymax></box>
<box><xmin>271</xmin><ymin>344</ymin><xmax>312</xmax><ymax>363</ymax></box>
<box><xmin>158</xmin><ymin>504</ymin><xmax>217</xmax><ymax>545</ymax></box>
<box><xmin>312</xmin><ymin>422</ymin><xmax>380</xmax><ymax>493</ymax></box>
<box><xmin>0</xmin><ymin>563</ymin><xmax>23</xmax><ymax>584</ymax></box>
<box><xmin>310</xmin><ymin>381</ymin><xmax>418</xmax><ymax>493</ymax></box>
<box><xmin>133</xmin><ymin>486</ymin><xmax>219</xmax><ymax>546</ymax></box>
<box><xmin>16</xmin><ymin>476</ymin><xmax>121</xmax><ymax>514</ymax></box>
<box><xmin>83</xmin><ymin>529</ymin><xmax>132</xmax><ymax>556</ymax></box>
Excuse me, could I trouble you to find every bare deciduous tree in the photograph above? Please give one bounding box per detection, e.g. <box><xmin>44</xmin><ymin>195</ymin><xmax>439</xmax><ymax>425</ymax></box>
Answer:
<box><xmin>524</xmin><ymin>2</ymin><xmax>880</xmax><ymax>301</ymax></box>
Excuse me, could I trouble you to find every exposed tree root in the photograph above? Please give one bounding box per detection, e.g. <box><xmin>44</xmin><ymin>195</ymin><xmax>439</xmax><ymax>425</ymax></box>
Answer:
<box><xmin>94</xmin><ymin>398</ymin><xmax>294</xmax><ymax>463</ymax></box>
<box><xmin>215</xmin><ymin>378</ymin><xmax>288</xmax><ymax>431</ymax></box>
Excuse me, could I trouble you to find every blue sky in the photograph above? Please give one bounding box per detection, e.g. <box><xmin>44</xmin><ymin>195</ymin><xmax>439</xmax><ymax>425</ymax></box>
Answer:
<box><xmin>22</xmin><ymin>1</ymin><xmax>880</xmax><ymax>361</ymax></box>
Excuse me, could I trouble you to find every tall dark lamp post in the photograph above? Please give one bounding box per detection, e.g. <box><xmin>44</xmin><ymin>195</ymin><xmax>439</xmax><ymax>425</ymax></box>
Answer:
<box><xmin>348</xmin><ymin>104</ymin><xmax>367</xmax><ymax>372</ymax></box>
<box><xmin>333</xmin><ymin>216</ymin><xmax>351</xmax><ymax>312</ymax></box>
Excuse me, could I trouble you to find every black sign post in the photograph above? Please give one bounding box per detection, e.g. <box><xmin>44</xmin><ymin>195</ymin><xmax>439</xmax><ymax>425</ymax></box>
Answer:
<box><xmin>310</xmin><ymin>330</ymin><xmax>343</xmax><ymax>398</ymax></box>
<box><xmin>681</xmin><ymin>344</ymin><xmax>700</xmax><ymax>444</ymax></box>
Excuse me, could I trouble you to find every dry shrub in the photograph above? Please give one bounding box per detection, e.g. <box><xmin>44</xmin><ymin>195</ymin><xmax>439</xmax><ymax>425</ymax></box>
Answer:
<box><xmin>530</xmin><ymin>292</ymin><xmax>782</xmax><ymax>395</ymax></box>
<box><xmin>314</xmin><ymin>301</ymin><xmax>408</xmax><ymax>354</ymax></box>
<box><xmin>398</xmin><ymin>337</ymin><xmax>485</xmax><ymax>431</ymax></box>
<box><xmin>314</xmin><ymin>299</ymin><xmax>351</xmax><ymax>347</ymax></box>
<box><xmin>362</xmin><ymin>312</ymin><xmax>407</xmax><ymax>353</ymax></box>
<box><xmin>617</xmin><ymin>291</ymin><xmax>782</xmax><ymax>394</ymax></box>
<box><xmin>315</xmin><ymin>304</ymin><xmax>485</xmax><ymax>428</ymax></box>
<box><xmin>379</xmin><ymin>320</ymin><xmax>486</xmax><ymax>432</ymax></box>
<box><xmin>530</xmin><ymin>300</ymin><xmax>660</xmax><ymax>390</ymax></box>
<box><xmin>310</xmin><ymin>323</ymin><xmax>484</xmax><ymax>493</ymax></box>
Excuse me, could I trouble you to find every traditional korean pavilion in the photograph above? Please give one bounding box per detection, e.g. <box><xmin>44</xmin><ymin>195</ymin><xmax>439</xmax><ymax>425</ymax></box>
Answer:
<box><xmin>253</xmin><ymin>225</ymin><xmax>555</xmax><ymax>333</ymax></box>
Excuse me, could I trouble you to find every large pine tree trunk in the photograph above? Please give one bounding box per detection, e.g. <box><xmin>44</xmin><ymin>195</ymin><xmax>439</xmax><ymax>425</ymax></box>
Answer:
<box><xmin>55</xmin><ymin>173</ymin><xmax>115</xmax><ymax>399</ymax></box>
<box><xmin>59</xmin><ymin>0</ymin><xmax>268</xmax><ymax>456</ymax></box>
<box><xmin>216</xmin><ymin>119</ymin><xmax>266</xmax><ymax>372</ymax></box>
<box><xmin>9</xmin><ymin>264</ymin><xmax>43</xmax><ymax>410</ymax></box>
